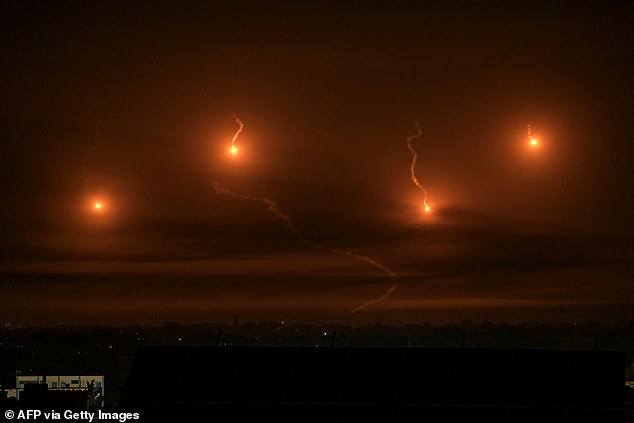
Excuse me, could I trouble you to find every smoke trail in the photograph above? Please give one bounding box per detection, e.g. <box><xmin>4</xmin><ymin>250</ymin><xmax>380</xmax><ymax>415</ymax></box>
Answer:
<box><xmin>406</xmin><ymin>122</ymin><xmax>430</xmax><ymax>212</ymax></box>
<box><xmin>231</xmin><ymin>117</ymin><xmax>244</xmax><ymax>150</ymax></box>
<box><xmin>213</xmin><ymin>181</ymin><xmax>304</xmax><ymax>240</ymax></box>
<box><xmin>350</xmin><ymin>283</ymin><xmax>398</xmax><ymax>314</ymax></box>
<box><xmin>213</xmin><ymin>181</ymin><xmax>398</xmax><ymax>312</ymax></box>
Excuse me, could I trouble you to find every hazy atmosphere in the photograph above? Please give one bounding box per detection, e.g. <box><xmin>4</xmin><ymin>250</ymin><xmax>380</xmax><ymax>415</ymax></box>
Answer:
<box><xmin>1</xmin><ymin>1</ymin><xmax>633</xmax><ymax>325</ymax></box>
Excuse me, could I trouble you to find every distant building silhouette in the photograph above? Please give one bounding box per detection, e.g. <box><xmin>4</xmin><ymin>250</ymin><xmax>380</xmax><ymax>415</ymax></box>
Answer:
<box><xmin>13</xmin><ymin>374</ymin><xmax>104</xmax><ymax>410</ymax></box>
<box><xmin>20</xmin><ymin>383</ymin><xmax>88</xmax><ymax>411</ymax></box>
<box><xmin>15</xmin><ymin>374</ymin><xmax>104</xmax><ymax>401</ymax></box>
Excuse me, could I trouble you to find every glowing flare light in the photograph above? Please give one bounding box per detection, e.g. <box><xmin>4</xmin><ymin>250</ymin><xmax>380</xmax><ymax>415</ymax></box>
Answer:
<box><xmin>90</xmin><ymin>199</ymin><xmax>107</xmax><ymax>214</ymax></box>
<box><xmin>527</xmin><ymin>123</ymin><xmax>539</xmax><ymax>148</ymax></box>
<box><xmin>229</xmin><ymin>117</ymin><xmax>244</xmax><ymax>156</ymax></box>
<box><xmin>406</xmin><ymin>123</ymin><xmax>433</xmax><ymax>218</ymax></box>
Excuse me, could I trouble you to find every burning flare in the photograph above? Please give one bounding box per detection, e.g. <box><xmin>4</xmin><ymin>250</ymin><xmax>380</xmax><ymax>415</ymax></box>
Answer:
<box><xmin>528</xmin><ymin>124</ymin><xmax>538</xmax><ymax>147</ymax></box>
<box><xmin>82</xmin><ymin>123</ymin><xmax>109</xmax><ymax>216</ymax></box>
<box><xmin>230</xmin><ymin>117</ymin><xmax>244</xmax><ymax>155</ymax></box>
<box><xmin>90</xmin><ymin>199</ymin><xmax>106</xmax><ymax>214</ymax></box>
<box><xmin>406</xmin><ymin>123</ymin><xmax>431</xmax><ymax>214</ymax></box>
<box><xmin>213</xmin><ymin>181</ymin><xmax>398</xmax><ymax>313</ymax></box>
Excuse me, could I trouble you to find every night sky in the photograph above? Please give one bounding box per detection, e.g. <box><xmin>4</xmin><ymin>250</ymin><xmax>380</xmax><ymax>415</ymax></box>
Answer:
<box><xmin>1</xmin><ymin>1</ymin><xmax>633</xmax><ymax>325</ymax></box>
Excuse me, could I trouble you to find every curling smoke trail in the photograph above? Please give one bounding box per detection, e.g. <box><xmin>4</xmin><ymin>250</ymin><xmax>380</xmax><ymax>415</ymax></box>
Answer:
<box><xmin>350</xmin><ymin>283</ymin><xmax>398</xmax><ymax>314</ymax></box>
<box><xmin>230</xmin><ymin>116</ymin><xmax>244</xmax><ymax>153</ymax></box>
<box><xmin>213</xmin><ymin>181</ymin><xmax>303</xmax><ymax>240</ymax></box>
<box><xmin>406</xmin><ymin>122</ymin><xmax>431</xmax><ymax>212</ymax></box>
<box><xmin>213</xmin><ymin>181</ymin><xmax>398</xmax><ymax>312</ymax></box>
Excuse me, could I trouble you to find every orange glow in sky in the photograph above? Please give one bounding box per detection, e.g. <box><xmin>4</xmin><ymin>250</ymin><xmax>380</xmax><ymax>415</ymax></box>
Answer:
<box><xmin>91</xmin><ymin>199</ymin><xmax>106</xmax><ymax>214</ymax></box>
<box><xmin>229</xmin><ymin>117</ymin><xmax>244</xmax><ymax>157</ymax></box>
<box><xmin>527</xmin><ymin>124</ymin><xmax>539</xmax><ymax>148</ymax></box>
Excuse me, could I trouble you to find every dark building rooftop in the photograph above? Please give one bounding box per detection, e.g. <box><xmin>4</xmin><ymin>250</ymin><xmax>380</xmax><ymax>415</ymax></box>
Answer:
<box><xmin>118</xmin><ymin>347</ymin><xmax>624</xmax><ymax>422</ymax></box>
<box><xmin>19</xmin><ymin>383</ymin><xmax>88</xmax><ymax>411</ymax></box>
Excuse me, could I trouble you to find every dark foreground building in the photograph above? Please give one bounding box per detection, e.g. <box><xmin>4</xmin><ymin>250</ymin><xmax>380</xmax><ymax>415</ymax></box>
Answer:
<box><xmin>21</xmin><ymin>383</ymin><xmax>88</xmax><ymax>410</ymax></box>
<box><xmin>118</xmin><ymin>347</ymin><xmax>623</xmax><ymax>422</ymax></box>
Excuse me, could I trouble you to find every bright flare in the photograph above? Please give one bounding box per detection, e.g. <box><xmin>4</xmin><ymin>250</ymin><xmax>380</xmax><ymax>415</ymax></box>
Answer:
<box><xmin>230</xmin><ymin>117</ymin><xmax>244</xmax><ymax>155</ymax></box>
<box><xmin>527</xmin><ymin>124</ymin><xmax>538</xmax><ymax>147</ymax></box>
<box><xmin>406</xmin><ymin>123</ymin><xmax>432</xmax><ymax>218</ymax></box>
<box><xmin>91</xmin><ymin>200</ymin><xmax>106</xmax><ymax>214</ymax></box>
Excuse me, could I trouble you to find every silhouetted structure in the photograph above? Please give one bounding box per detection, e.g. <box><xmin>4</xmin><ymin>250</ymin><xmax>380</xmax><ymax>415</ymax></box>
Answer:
<box><xmin>14</xmin><ymin>374</ymin><xmax>104</xmax><ymax>402</ymax></box>
<box><xmin>118</xmin><ymin>347</ymin><xmax>623</xmax><ymax>422</ymax></box>
<box><xmin>20</xmin><ymin>383</ymin><xmax>88</xmax><ymax>411</ymax></box>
